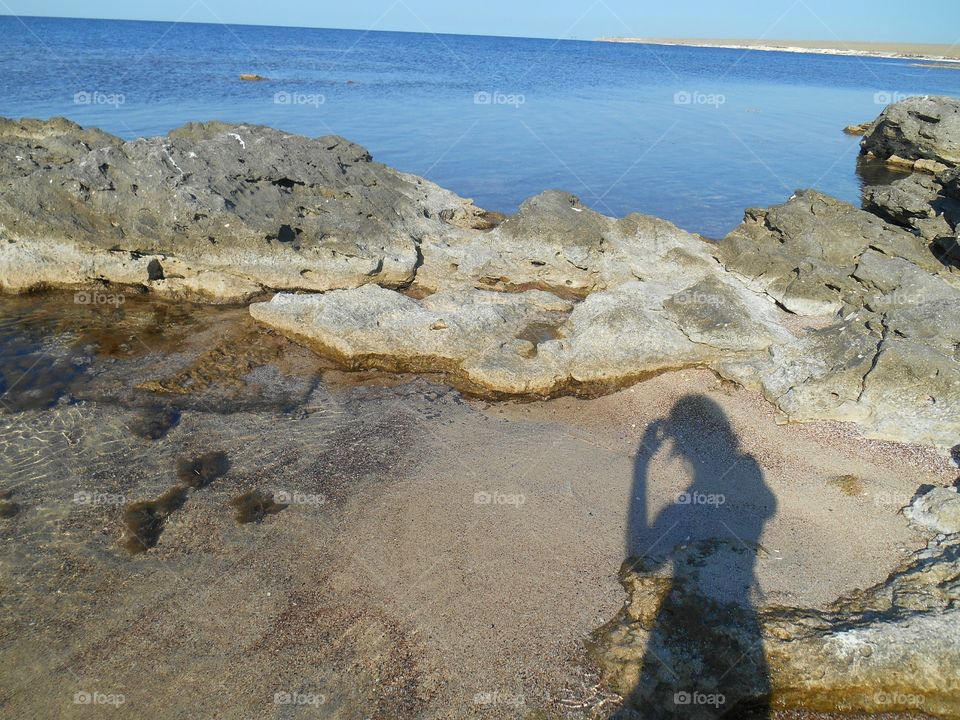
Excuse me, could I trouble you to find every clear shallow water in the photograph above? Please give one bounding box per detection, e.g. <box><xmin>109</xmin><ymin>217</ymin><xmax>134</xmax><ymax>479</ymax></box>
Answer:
<box><xmin>2</xmin><ymin>16</ymin><xmax>960</xmax><ymax>237</ymax></box>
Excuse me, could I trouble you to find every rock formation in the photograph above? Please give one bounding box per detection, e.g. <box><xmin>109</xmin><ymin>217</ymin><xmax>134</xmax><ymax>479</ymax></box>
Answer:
<box><xmin>0</xmin><ymin>117</ymin><xmax>483</xmax><ymax>302</ymax></box>
<box><xmin>1</xmin><ymin>100</ymin><xmax>960</xmax><ymax>449</ymax></box>
<box><xmin>2</xmin><ymin>97</ymin><xmax>960</xmax><ymax>717</ymax></box>
<box><xmin>590</xmin><ymin>536</ymin><xmax>960</xmax><ymax>718</ymax></box>
<box><xmin>861</xmin><ymin>95</ymin><xmax>960</xmax><ymax>168</ymax></box>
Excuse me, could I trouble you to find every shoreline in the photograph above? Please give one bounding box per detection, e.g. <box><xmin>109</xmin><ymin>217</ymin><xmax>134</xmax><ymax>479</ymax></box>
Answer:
<box><xmin>595</xmin><ymin>37</ymin><xmax>960</xmax><ymax>63</ymax></box>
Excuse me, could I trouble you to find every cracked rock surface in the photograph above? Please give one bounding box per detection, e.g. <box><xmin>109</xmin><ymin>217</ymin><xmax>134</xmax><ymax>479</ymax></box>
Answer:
<box><xmin>590</xmin><ymin>536</ymin><xmax>960</xmax><ymax>719</ymax></box>
<box><xmin>2</xmin><ymin>102</ymin><xmax>960</xmax><ymax>448</ymax></box>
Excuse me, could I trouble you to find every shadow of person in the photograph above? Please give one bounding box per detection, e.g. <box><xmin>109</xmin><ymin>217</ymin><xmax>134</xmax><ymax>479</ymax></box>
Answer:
<box><xmin>619</xmin><ymin>395</ymin><xmax>776</xmax><ymax>719</ymax></box>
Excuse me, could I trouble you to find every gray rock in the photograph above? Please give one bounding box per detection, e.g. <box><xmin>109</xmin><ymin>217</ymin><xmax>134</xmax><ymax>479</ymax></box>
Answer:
<box><xmin>863</xmin><ymin>171</ymin><xmax>960</xmax><ymax>239</ymax></box>
<box><xmin>414</xmin><ymin>189</ymin><xmax>717</xmax><ymax>297</ymax></box>
<box><xmin>591</xmin><ymin>536</ymin><xmax>960</xmax><ymax>718</ymax></box>
<box><xmin>861</xmin><ymin>96</ymin><xmax>960</xmax><ymax>167</ymax></box>
<box><xmin>250</xmin><ymin>276</ymin><xmax>788</xmax><ymax>398</ymax></box>
<box><xmin>904</xmin><ymin>486</ymin><xmax>960</xmax><ymax>534</ymax></box>
<box><xmin>718</xmin><ymin>190</ymin><xmax>951</xmax><ymax>317</ymax></box>
<box><xmin>0</xmin><ymin>118</ymin><xmax>483</xmax><ymax>300</ymax></box>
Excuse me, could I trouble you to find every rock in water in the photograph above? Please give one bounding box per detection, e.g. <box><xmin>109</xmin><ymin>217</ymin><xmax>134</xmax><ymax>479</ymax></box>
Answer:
<box><xmin>861</xmin><ymin>95</ymin><xmax>960</xmax><ymax>167</ymax></box>
<box><xmin>843</xmin><ymin>122</ymin><xmax>872</xmax><ymax>135</ymax></box>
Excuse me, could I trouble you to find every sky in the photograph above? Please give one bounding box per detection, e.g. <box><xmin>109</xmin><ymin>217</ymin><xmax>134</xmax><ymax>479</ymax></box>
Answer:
<box><xmin>4</xmin><ymin>0</ymin><xmax>960</xmax><ymax>44</ymax></box>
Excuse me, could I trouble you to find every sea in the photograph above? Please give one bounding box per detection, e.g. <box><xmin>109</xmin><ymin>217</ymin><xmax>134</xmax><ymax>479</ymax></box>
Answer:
<box><xmin>2</xmin><ymin>15</ymin><xmax>960</xmax><ymax>238</ymax></box>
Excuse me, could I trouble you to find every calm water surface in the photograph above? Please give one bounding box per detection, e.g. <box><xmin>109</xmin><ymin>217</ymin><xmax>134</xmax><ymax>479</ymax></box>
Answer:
<box><xmin>2</xmin><ymin>16</ymin><xmax>960</xmax><ymax>236</ymax></box>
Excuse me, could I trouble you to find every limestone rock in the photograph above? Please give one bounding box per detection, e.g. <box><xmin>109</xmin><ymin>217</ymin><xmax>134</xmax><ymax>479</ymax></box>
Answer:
<box><xmin>862</xmin><ymin>96</ymin><xmax>960</xmax><ymax>167</ymax></box>
<box><xmin>904</xmin><ymin>486</ymin><xmax>960</xmax><ymax>534</ymax></box>
<box><xmin>250</xmin><ymin>277</ymin><xmax>787</xmax><ymax>398</ymax></box>
<box><xmin>843</xmin><ymin>122</ymin><xmax>872</xmax><ymax>136</ymax></box>
<box><xmin>0</xmin><ymin>118</ymin><xmax>482</xmax><ymax>300</ymax></box>
<box><xmin>591</xmin><ymin>536</ymin><xmax>960</xmax><ymax>718</ymax></box>
<box><xmin>717</xmin><ymin>190</ymin><xmax>951</xmax><ymax>317</ymax></box>
<box><xmin>863</xmin><ymin>172</ymin><xmax>960</xmax><ymax>239</ymax></box>
<box><xmin>414</xmin><ymin>190</ymin><xmax>718</xmax><ymax>297</ymax></box>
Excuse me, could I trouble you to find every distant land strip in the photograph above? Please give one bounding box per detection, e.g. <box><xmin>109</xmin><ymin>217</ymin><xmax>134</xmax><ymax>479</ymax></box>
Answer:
<box><xmin>595</xmin><ymin>37</ymin><xmax>960</xmax><ymax>62</ymax></box>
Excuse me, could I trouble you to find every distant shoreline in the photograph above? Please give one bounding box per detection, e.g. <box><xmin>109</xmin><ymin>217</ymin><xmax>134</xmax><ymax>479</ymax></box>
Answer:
<box><xmin>596</xmin><ymin>37</ymin><xmax>960</xmax><ymax>64</ymax></box>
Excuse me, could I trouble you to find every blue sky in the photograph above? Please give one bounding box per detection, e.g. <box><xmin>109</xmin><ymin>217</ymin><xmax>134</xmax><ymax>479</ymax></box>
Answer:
<box><xmin>5</xmin><ymin>0</ymin><xmax>960</xmax><ymax>43</ymax></box>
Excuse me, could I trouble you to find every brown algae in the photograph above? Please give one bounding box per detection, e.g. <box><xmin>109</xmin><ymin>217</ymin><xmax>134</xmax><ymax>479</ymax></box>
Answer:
<box><xmin>229</xmin><ymin>490</ymin><xmax>287</xmax><ymax>524</ymax></box>
<box><xmin>176</xmin><ymin>451</ymin><xmax>230</xmax><ymax>488</ymax></box>
<box><xmin>121</xmin><ymin>486</ymin><xmax>189</xmax><ymax>553</ymax></box>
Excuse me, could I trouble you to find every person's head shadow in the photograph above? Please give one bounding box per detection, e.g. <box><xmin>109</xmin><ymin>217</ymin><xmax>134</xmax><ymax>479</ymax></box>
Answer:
<box><xmin>618</xmin><ymin>394</ymin><xmax>777</xmax><ymax>719</ymax></box>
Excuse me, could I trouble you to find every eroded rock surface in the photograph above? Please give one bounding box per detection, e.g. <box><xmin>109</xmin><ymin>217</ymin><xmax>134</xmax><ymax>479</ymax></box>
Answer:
<box><xmin>861</xmin><ymin>95</ymin><xmax>960</xmax><ymax>168</ymax></box>
<box><xmin>0</xmin><ymin>117</ymin><xmax>482</xmax><ymax>301</ymax></box>
<box><xmin>2</xmin><ymin>111</ymin><xmax>960</xmax><ymax>447</ymax></box>
<box><xmin>905</xmin><ymin>486</ymin><xmax>960</xmax><ymax>535</ymax></box>
<box><xmin>591</xmin><ymin>536</ymin><xmax>960</xmax><ymax>719</ymax></box>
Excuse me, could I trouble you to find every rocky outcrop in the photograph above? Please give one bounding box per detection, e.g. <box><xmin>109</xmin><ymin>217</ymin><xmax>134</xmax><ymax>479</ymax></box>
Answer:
<box><xmin>250</xmin><ymin>274</ymin><xmax>788</xmax><ymax>397</ymax></box>
<box><xmin>718</xmin><ymin>189</ymin><xmax>955</xmax><ymax>316</ymax></box>
<box><xmin>2</xmin><ymin>111</ymin><xmax>960</xmax><ymax>447</ymax></box>
<box><xmin>0</xmin><ymin>117</ymin><xmax>483</xmax><ymax>301</ymax></box>
<box><xmin>905</xmin><ymin>486</ymin><xmax>960</xmax><ymax>535</ymax></box>
<box><xmin>863</xmin><ymin>168</ymin><xmax>960</xmax><ymax>241</ymax></box>
<box><xmin>591</xmin><ymin>535</ymin><xmax>960</xmax><ymax>719</ymax></box>
<box><xmin>861</xmin><ymin>95</ymin><xmax>960</xmax><ymax>168</ymax></box>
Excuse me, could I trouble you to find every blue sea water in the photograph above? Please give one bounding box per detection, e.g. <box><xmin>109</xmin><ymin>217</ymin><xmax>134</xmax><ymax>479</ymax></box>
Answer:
<box><xmin>2</xmin><ymin>16</ymin><xmax>960</xmax><ymax>237</ymax></box>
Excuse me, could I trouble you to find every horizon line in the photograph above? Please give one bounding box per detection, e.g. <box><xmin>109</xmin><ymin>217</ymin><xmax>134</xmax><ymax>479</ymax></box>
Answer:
<box><xmin>1</xmin><ymin>13</ymin><xmax>953</xmax><ymax>46</ymax></box>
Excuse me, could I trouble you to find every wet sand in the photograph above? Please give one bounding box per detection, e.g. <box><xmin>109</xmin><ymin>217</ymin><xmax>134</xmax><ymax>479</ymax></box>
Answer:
<box><xmin>0</xmin><ymin>293</ymin><xmax>951</xmax><ymax>718</ymax></box>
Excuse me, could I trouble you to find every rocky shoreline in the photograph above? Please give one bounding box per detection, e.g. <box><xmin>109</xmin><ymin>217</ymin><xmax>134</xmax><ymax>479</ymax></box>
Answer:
<box><xmin>2</xmin><ymin>97</ymin><xmax>959</xmax><ymax>450</ymax></box>
<box><xmin>2</xmin><ymin>95</ymin><xmax>960</xmax><ymax>717</ymax></box>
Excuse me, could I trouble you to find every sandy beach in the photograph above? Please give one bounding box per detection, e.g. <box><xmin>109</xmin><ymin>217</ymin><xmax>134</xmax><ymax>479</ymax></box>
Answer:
<box><xmin>0</xmin><ymin>294</ymin><xmax>951</xmax><ymax>718</ymax></box>
<box><xmin>595</xmin><ymin>38</ymin><xmax>960</xmax><ymax>63</ymax></box>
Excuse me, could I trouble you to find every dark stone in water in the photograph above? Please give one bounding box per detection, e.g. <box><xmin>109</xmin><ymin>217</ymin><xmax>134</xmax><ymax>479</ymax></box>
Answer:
<box><xmin>128</xmin><ymin>403</ymin><xmax>181</xmax><ymax>440</ymax></box>
<box><xmin>176</xmin><ymin>451</ymin><xmax>230</xmax><ymax>488</ymax></box>
<box><xmin>122</xmin><ymin>486</ymin><xmax>189</xmax><ymax>553</ymax></box>
<box><xmin>229</xmin><ymin>490</ymin><xmax>286</xmax><ymax>524</ymax></box>
<box><xmin>0</xmin><ymin>490</ymin><xmax>19</xmax><ymax>518</ymax></box>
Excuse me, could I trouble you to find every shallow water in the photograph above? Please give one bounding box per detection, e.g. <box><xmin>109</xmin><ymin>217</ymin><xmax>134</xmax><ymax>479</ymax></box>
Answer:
<box><xmin>2</xmin><ymin>16</ymin><xmax>959</xmax><ymax>237</ymax></box>
<box><xmin>0</xmin><ymin>292</ymin><xmax>950</xmax><ymax>718</ymax></box>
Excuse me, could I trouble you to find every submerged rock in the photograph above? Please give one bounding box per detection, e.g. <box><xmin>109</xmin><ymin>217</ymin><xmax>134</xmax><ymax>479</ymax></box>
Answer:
<box><xmin>861</xmin><ymin>95</ymin><xmax>960</xmax><ymax>167</ymax></box>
